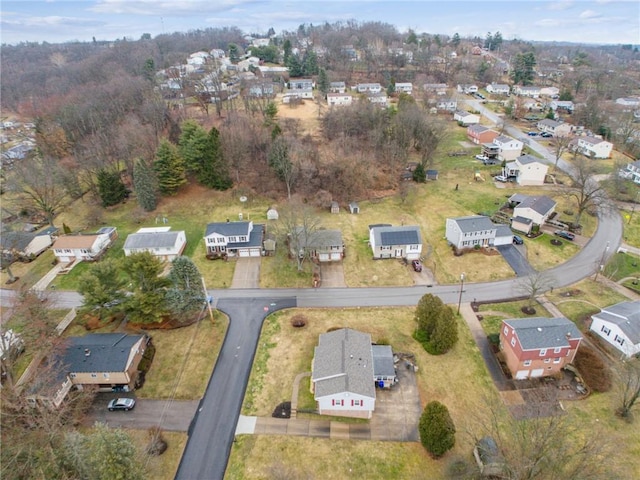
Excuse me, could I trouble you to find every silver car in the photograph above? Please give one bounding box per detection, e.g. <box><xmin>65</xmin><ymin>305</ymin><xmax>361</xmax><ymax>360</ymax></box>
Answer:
<box><xmin>108</xmin><ymin>397</ymin><xmax>136</xmax><ymax>411</ymax></box>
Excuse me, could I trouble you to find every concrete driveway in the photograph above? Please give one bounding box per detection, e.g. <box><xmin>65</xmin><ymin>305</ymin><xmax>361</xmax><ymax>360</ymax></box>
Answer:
<box><xmin>231</xmin><ymin>257</ymin><xmax>261</xmax><ymax>288</ymax></box>
<box><xmin>320</xmin><ymin>262</ymin><xmax>346</xmax><ymax>288</ymax></box>
<box><xmin>497</xmin><ymin>244</ymin><xmax>535</xmax><ymax>276</ymax></box>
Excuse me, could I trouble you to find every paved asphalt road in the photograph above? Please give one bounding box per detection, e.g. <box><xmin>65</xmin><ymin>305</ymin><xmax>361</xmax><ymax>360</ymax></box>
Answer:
<box><xmin>0</xmin><ymin>211</ymin><xmax>623</xmax><ymax>480</ymax></box>
<box><xmin>497</xmin><ymin>244</ymin><xmax>536</xmax><ymax>277</ymax></box>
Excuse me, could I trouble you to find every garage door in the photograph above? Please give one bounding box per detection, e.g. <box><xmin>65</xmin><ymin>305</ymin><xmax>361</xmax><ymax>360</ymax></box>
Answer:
<box><xmin>515</xmin><ymin>370</ymin><xmax>529</xmax><ymax>380</ymax></box>
<box><xmin>319</xmin><ymin>253</ymin><xmax>330</xmax><ymax>262</ymax></box>
<box><xmin>238</xmin><ymin>249</ymin><xmax>250</xmax><ymax>257</ymax></box>
<box><xmin>249</xmin><ymin>249</ymin><xmax>261</xmax><ymax>257</ymax></box>
<box><xmin>330</xmin><ymin>253</ymin><xmax>342</xmax><ymax>261</ymax></box>
<box><xmin>531</xmin><ymin>369</ymin><xmax>544</xmax><ymax>378</ymax></box>
<box><xmin>406</xmin><ymin>253</ymin><xmax>420</xmax><ymax>260</ymax></box>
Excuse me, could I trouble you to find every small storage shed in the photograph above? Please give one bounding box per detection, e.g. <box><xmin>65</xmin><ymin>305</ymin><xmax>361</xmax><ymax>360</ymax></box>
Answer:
<box><xmin>349</xmin><ymin>202</ymin><xmax>360</xmax><ymax>214</ymax></box>
<box><xmin>426</xmin><ymin>170</ymin><xmax>439</xmax><ymax>181</ymax></box>
<box><xmin>267</xmin><ymin>208</ymin><xmax>279</xmax><ymax>220</ymax></box>
<box><xmin>330</xmin><ymin>201</ymin><xmax>340</xmax><ymax>214</ymax></box>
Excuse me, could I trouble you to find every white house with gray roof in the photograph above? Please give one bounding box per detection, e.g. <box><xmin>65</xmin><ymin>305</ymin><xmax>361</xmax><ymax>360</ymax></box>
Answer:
<box><xmin>311</xmin><ymin>328</ymin><xmax>377</xmax><ymax>419</ymax></box>
<box><xmin>504</xmin><ymin>155</ymin><xmax>549</xmax><ymax>186</ymax></box>
<box><xmin>445</xmin><ymin>216</ymin><xmax>499</xmax><ymax>250</ymax></box>
<box><xmin>589</xmin><ymin>301</ymin><xmax>640</xmax><ymax>358</ymax></box>
<box><xmin>123</xmin><ymin>227</ymin><xmax>186</xmax><ymax>261</ymax></box>
<box><xmin>486</xmin><ymin>83</ymin><xmax>510</xmax><ymax>95</ymax></box>
<box><xmin>204</xmin><ymin>221</ymin><xmax>264</xmax><ymax>258</ymax></box>
<box><xmin>569</xmin><ymin>136</ymin><xmax>613</xmax><ymax>159</ymax></box>
<box><xmin>369</xmin><ymin>225</ymin><xmax>422</xmax><ymax>260</ymax></box>
<box><xmin>294</xmin><ymin>228</ymin><xmax>344</xmax><ymax>262</ymax></box>
<box><xmin>510</xmin><ymin>194</ymin><xmax>556</xmax><ymax>231</ymax></box>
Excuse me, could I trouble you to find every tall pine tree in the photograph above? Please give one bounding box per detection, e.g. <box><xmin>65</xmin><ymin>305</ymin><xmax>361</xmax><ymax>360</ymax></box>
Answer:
<box><xmin>154</xmin><ymin>139</ymin><xmax>186</xmax><ymax>196</ymax></box>
<box><xmin>198</xmin><ymin>127</ymin><xmax>232</xmax><ymax>190</ymax></box>
<box><xmin>133</xmin><ymin>158</ymin><xmax>158</xmax><ymax>212</ymax></box>
<box><xmin>96</xmin><ymin>169</ymin><xmax>128</xmax><ymax>207</ymax></box>
<box><xmin>178</xmin><ymin>120</ymin><xmax>209</xmax><ymax>175</ymax></box>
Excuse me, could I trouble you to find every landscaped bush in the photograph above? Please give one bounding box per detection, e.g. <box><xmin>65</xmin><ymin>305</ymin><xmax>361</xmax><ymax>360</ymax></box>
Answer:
<box><xmin>290</xmin><ymin>315</ymin><xmax>307</xmax><ymax>328</ymax></box>
<box><xmin>419</xmin><ymin>401</ymin><xmax>456</xmax><ymax>458</ymax></box>
<box><xmin>573</xmin><ymin>345</ymin><xmax>612</xmax><ymax>392</ymax></box>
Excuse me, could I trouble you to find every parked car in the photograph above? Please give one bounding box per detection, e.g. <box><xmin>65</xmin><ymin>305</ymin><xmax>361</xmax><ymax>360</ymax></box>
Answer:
<box><xmin>540</xmin><ymin>132</ymin><xmax>553</xmax><ymax>138</ymax></box>
<box><xmin>494</xmin><ymin>175</ymin><xmax>508</xmax><ymax>182</ymax></box>
<box><xmin>411</xmin><ymin>260</ymin><xmax>422</xmax><ymax>272</ymax></box>
<box><xmin>512</xmin><ymin>235</ymin><xmax>524</xmax><ymax>245</ymax></box>
<box><xmin>475</xmin><ymin>93</ymin><xmax>486</xmax><ymax>99</ymax></box>
<box><xmin>475</xmin><ymin>154</ymin><xmax>489</xmax><ymax>161</ymax></box>
<box><xmin>108</xmin><ymin>398</ymin><xmax>136</xmax><ymax>411</ymax></box>
<box><xmin>526</xmin><ymin>131</ymin><xmax>539</xmax><ymax>136</ymax></box>
<box><xmin>554</xmin><ymin>230</ymin><xmax>575</xmax><ymax>241</ymax></box>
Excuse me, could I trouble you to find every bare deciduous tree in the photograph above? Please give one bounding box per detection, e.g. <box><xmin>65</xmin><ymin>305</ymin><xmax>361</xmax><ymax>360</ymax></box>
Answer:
<box><xmin>516</xmin><ymin>271</ymin><xmax>554</xmax><ymax>310</ymax></box>
<box><xmin>276</xmin><ymin>200</ymin><xmax>322</xmax><ymax>271</ymax></box>
<box><xmin>615</xmin><ymin>359</ymin><xmax>640</xmax><ymax>421</ymax></box>
<box><xmin>560</xmin><ymin>155</ymin><xmax>612</xmax><ymax>227</ymax></box>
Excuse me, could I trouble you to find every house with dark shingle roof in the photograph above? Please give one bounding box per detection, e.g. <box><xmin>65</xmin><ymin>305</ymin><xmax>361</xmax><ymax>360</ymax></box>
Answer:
<box><xmin>311</xmin><ymin>328</ymin><xmax>377</xmax><ymax>418</ymax></box>
<box><xmin>445</xmin><ymin>215</ymin><xmax>501</xmax><ymax>250</ymax></box>
<box><xmin>294</xmin><ymin>227</ymin><xmax>344</xmax><ymax>262</ymax></box>
<box><xmin>204</xmin><ymin>221</ymin><xmax>264</xmax><ymax>258</ymax></box>
<box><xmin>503</xmin><ymin>154</ymin><xmax>549</xmax><ymax>186</ymax></box>
<box><xmin>123</xmin><ymin>227</ymin><xmax>186</xmax><ymax>261</ymax></box>
<box><xmin>26</xmin><ymin>333</ymin><xmax>150</xmax><ymax>408</ymax></box>
<box><xmin>589</xmin><ymin>301</ymin><xmax>640</xmax><ymax>358</ymax></box>
<box><xmin>509</xmin><ymin>194</ymin><xmax>556</xmax><ymax>233</ymax></box>
<box><xmin>368</xmin><ymin>225</ymin><xmax>422</xmax><ymax>260</ymax></box>
<box><xmin>500</xmin><ymin>317</ymin><xmax>582</xmax><ymax>380</ymax></box>
<box><xmin>0</xmin><ymin>231</ymin><xmax>53</xmax><ymax>260</ymax></box>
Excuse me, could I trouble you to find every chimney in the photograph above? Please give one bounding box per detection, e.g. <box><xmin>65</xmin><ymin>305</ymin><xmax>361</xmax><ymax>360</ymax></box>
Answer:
<box><xmin>84</xmin><ymin>349</ymin><xmax>91</xmax><ymax>356</ymax></box>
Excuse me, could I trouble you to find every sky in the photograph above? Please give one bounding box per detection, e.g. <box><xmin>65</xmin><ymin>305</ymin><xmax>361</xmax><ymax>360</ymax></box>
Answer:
<box><xmin>1</xmin><ymin>0</ymin><xmax>638</xmax><ymax>46</ymax></box>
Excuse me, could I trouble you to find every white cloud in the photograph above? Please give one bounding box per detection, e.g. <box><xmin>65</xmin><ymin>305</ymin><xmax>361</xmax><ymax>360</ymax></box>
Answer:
<box><xmin>548</xmin><ymin>0</ymin><xmax>574</xmax><ymax>11</ymax></box>
<box><xmin>90</xmin><ymin>0</ymin><xmax>253</xmax><ymax>16</ymax></box>
<box><xmin>534</xmin><ymin>18</ymin><xmax>562</xmax><ymax>27</ymax></box>
<box><xmin>579</xmin><ymin>9</ymin><xmax>602</xmax><ymax>19</ymax></box>
<box><xmin>3</xmin><ymin>15</ymin><xmax>104</xmax><ymax>28</ymax></box>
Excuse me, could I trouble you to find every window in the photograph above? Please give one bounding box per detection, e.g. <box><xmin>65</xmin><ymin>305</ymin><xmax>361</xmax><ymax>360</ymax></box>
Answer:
<box><xmin>103</xmin><ymin>373</ymin><xmax>109</xmax><ymax>378</ymax></box>
<box><xmin>523</xmin><ymin>360</ymin><xmax>531</xmax><ymax>366</ymax></box>
<box><xmin>553</xmin><ymin>358</ymin><xmax>561</xmax><ymax>364</ymax></box>
<box><xmin>503</xmin><ymin>326</ymin><xmax>508</xmax><ymax>336</ymax></box>
<box><xmin>544</xmin><ymin>358</ymin><xmax>551</xmax><ymax>363</ymax></box>
<box><xmin>91</xmin><ymin>373</ymin><xmax>97</xmax><ymax>378</ymax></box>
<box><xmin>554</xmin><ymin>347</ymin><xmax>562</xmax><ymax>354</ymax></box>
<box><xmin>539</xmin><ymin>348</ymin><xmax>547</xmax><ymax>356</ymax></box>
<box><xmin>601</xmin><ymin>325</ymin><xmax>611</xmax><ymax>336</ymax></box>
<box><xmin>510</xmin><ymin>337</ymin><xmax>516</xmax><ymax>347</ymax></box>
<box><xmin>70</xmin><ymin>373</ymin><xmax>76</xmax><ymax>378</ymax></box>
<box><xmin>351</xmin><ymin>399</ymin><xmax>362</xmax><ymax>406</ymax></box>
<box><xmin>614</xmin><ymin>335</ymin><xmax>625</xmax><ymax>346</ymax></box>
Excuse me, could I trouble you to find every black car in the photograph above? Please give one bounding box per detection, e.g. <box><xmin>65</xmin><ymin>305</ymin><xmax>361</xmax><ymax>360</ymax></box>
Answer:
<box><xmin>540</xmin><ymin>132</ymin><xmax>553</xmax><ymax>138</ymax></box>
<box><xmin>554</xmin><ymin>230</ymin><xmax>575</xmax><ymax>241</ymax></box>
<box><xmin>512</xmin><ymin>235</ymin><xmax>524</xmax><ymax>245</ymax></box>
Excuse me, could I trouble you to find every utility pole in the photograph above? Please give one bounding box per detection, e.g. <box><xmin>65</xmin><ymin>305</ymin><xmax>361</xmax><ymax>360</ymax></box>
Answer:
<box><xmin>457</xmin><ymin>272</ymin><xmax>465</xmax><ymax>314</ymax></box>
<box><xmin>594</xmin><ymin>241</ymin><xmax>610</xmax><ymax>282</ymax></box>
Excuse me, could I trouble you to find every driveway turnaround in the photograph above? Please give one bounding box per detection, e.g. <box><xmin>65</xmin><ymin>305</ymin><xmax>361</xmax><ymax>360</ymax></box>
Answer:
<box><xmin>497</xmin><ymin>244</ymin><xmax>536</xmax><ymax>277</ymax></box>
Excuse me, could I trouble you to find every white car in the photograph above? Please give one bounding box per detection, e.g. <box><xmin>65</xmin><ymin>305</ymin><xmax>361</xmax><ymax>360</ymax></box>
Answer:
<box><xmin>475</xmin><ymin>154</ymin><xmax>489</xmax><ymax>161</ymax></box>
<box><xmin>494</xmin><ymin>175</ymin><xmax>508</xmax><ymax>182</ymax></box>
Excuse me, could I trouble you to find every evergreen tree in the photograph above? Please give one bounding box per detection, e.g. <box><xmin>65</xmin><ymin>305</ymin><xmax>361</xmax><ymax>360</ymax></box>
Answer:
<box><xmin>412</xmin><ymin>162</ymin><xmax>426</xmax><ymax>183</ymax></box>
<box><xmin>429</xmin><ymin>307</ymin><xmax>458</xmax><ymax>354</ymax></box>
<box><xmin>133</xmin><ymin>158</ymin><xmax>158</xmax><ymax>212</ymax></box>
<box><xmin>122</xmin><ymin>252</ymin><xmax>170</xmax><ymax>324</ymax></box>
<box><xmin>419</xmin><ymin>401</ymin><xmax>456</xmax><ymax>458</ymax></box>
<box><xmin>406</xmin><ymin>29</ymin><xmax>418</xmax><ymax>45</ymax></box>
<box><xmin>96</xmin><ymin>169</ymin><xmax>127</xmax><ymax>207</ymax></box>
<box><xmin>302</xmin><ymin>50</ymin><xmax>318</xmax><ymax>76</ymax></box>
<box><xmin>492</xmin><ymin>31</ymin><xmax>503</xmax><ymax>51</ymax></box>
<box><xmin>283</xmin><ymin>39</ymin><xmax>292</xmax><ymax>64</ymax></box>
<box><xmin>178</xmin><ymin>120</ymin><xmax>209</xmax><ymax>175</ymax></box>
<box><xmin>78</xmin><ymin>259</ymin><xmax>128</xmax><ymax>319</ymax></box>
<box><xmin>414</xmin><ymin>294</ymin><xmax>458</xmax><ymax>354</ymax></box>
<box><xmin>228</xmin><ymin>43</ymin><xmax>240</xmax><ymax>63</ymax></box>
<box><xmin>511</xmin><ymin>52</ymin><xmax>537</xmax><ymax>85</ymax></box>
<box><xmin>154</xmin><ymin>139</ymin><xmax>186</xmax><ymax>196</ymax></box>
<box><xmin>286</xmin><ymin>55</ymin><xmax>304</xmax><ymax>77</ymax></box>
<box><xmin>199</xmin><ymin>127</ymin><xmax>232</xmax><ymax>190</ymax></box>
<box><xmin>451</xmin><ymin>33</ymin><xmax>461</xmax><ymax>48</ymax></box>
<box><xmin>317</xmin><ymin>68</ymin><xmax>329</xmax><ymax>96</ymax></box>
<box><xmin>165</xmin><ymin>256</ymin><xmax>206</xmax><ymax>320</ymax></box>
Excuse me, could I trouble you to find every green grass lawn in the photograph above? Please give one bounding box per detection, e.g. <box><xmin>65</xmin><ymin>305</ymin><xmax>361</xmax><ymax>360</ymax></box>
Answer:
<box><xmin>604</xmin><ymin>252</ymin><xmax>640</xmax><ymax>282</ymax></box>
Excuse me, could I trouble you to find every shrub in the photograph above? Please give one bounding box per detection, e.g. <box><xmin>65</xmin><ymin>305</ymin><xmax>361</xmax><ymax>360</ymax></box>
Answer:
<box><xmin>573</xmin><ymin>345</ymin><xmax>612</xmax><ymax>392</ymax></box>
<box><xmin>419</xmin><ymin>401</ymin><xmax>456</xmax><ymax>457</ymax></box>
<box><xmin>290</xmin><ymin>315</ymin><xmax>307</xmax><ymax>328</ymax></box>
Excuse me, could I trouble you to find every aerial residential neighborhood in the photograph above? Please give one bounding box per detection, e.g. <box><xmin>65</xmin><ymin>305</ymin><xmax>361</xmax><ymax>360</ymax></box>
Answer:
<box><xmin>1</xmin><ymin>2</ymin><xmax>639</xmax><ymax>480</ymax></box>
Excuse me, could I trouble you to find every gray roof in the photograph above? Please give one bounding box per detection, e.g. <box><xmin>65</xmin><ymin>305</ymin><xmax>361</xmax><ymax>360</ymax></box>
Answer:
<box><xmin>512</xmin><ymin>216</ymin><xmax>533</xmax><ymax>225</ymax></box>
<box><xmin>467</xmin><ymin>124</ymin><xmax>490</xmax><ymax>134</ymax></box>
<box><xmin>452</xmin><ymin>215</ymin><xmax>496</xmax><ymax>233</ymax></box>
<box><xmin>514</xmin><ymin>195</ymin><xmax>556</xmax><ymax>215</ymax></box>
<box><xmin>205</xmin><ymin>221</ymin><xmax>252</xmax><ymax>237</ymax></box>
<box><xmin>371</xmin><ymin>225</ymin><xmax>421</xmax><ymax>246</ymax></box>
<box><xmin>504</xmin><ymin>317</ymin><xmax>582</xmax><ymax>350</ymax></box>
<box><xmin>124</xmin><ymin>231</ymin><xmax>182</xmax><ymax>249</ymax></box>
<box><xmin>538</xmin><ymin>118</ymin><xmax>560</xmax><ymax>128</ymax></box>
<box><xmin>517</xmin><ymin>154</ymin><xmax>544</xmax><ymax>165</ymax></box>
<box><xmin>454</xmin><ymin>109</ymin><xmax>474</xmax><ymax>117</ymax></box>
<box><xmin>228</xmin><ymin>224</ymin><xmax>264</xmax><ymax>249</ymax></box>
<box><xmin>296</xmin><ymin>228</ymin><xmax>343</xmax><ymax>248</ymax></box>
<box><xmin>0</xmin><ymin>231</ymin><xmax>37</xmax><ymax>252</ymax></box>
<box><xmin>495</xmin><ymin>224</ymin><xmax>513</xmax><ymax>238</ymax></box>
<box><xmin>62</xmin><ymin>333</ymin><xmax>147</xmax><ymax>373</ymax></box>
<box><xmin>372</xmin><ymin>345</ymin><xmax>395</xmax><ymax>377</ymax></box>
<box><xmin>312</xmin><ymin>328</ymin><xmax>376</xmax><ymax>398</ymax></box>
<box><xmin>593</xmin><ymin>301</ymin><xmax>640</xmax><ymax>343</ymax></box>
<box><xmin>495</xmin><ymin>135</ymin><xmax>517</xmax><ymax>144</ymax></box>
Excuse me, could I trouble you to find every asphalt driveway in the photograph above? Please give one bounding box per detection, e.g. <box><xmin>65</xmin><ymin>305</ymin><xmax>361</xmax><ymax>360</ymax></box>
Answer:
<box><xmin>497</xmin><ymin>244</ymin><xmax>535</xmax><ymax>276</ymax></box>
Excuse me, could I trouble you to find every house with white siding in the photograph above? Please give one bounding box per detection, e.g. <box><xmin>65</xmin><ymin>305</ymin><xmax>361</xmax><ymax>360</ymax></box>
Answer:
<box><xmin>329</xmin><ymin>81</ymin><xmax>346</xmax><ymax>93</ymax></box>
<box><xmin>52</xmin><ymin>227</ymin><xmax>117</xmax><ymax>263</ymax></box>
<box><xmin>123</xmin><ymin>227</ymin><xmax>187</xmax><ymax>261</ymax></box>
<box><xmin>395</xmin><ymin>82</ymin><xmax>413</xmax><ymax>95</ymax></box>
<box><xmin>569</xmin><ymin>136</ymin><xmax>613</xmax><ymax>159</ymax></box>
<box><xmin>513</xmin><ymin>86</ymin><xmax>541</xmax><ymax>98</ymax></box>
<box><xmin>486</xmin><ymin>83</ymin><xmax>510</xmax><ymax>95</ymax></box>
<box><xmin>311</xmin><ymin>328</ymin><xmax>377</xmax><ymax>419</ymax></box>
<box><xmin>445</xmin><ymin>216</ymin><xmax>504</xmax><ymax>250</ymax></box>
<box><xmin>536</xmin><ymin>119</ymin><xmax>573</xmax><ymax>137</ymax></box>
<box><xmin>589</xmin><ymin>301</ymin><xmax>640</xmax><ymax>358</ymax></box>
<box><xmin>204</xmin><ymin>221</ymin><xmax>264</xmax><ymax>258</ymax></box>
<box><xmin>509</xmin><ymin>194</ymin><xmax>556</xmax><ymax>233</ymax></box>
<box><xmin>453</xmin><ymin>110</ymin><xmax>480</xmax><ymax>125</ymax></box>
<box><xmin>356</xmin><ymin>83</ymin><xmax>382</xmax><ymax>94</ymax></box>
<box><xmin>369</xmin><ymin>225</ymin><xmax>422</xmax><ymax>260</ymax></box>
<box><xmin>327</xmin><ymin>93</ymin><xmax>353</xmax><ymax>107</ymax></box>
<box><xmin>619</xmin><ymin>160</ymin><xmax>640</xmax><ymax>184</ymax></box>
<box><xmin>482</xmin><ymin>135</ymin><xmax>523</xmax><ymax>162</ymax></box>
<box><xmin>507</xmin><ymin>155</ymin><xmax>549</xmax><ymax>186</ymax></box>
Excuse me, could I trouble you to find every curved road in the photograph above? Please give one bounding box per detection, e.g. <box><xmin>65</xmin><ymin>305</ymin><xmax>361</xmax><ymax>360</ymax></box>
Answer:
<box><xmin>0</xmin><ymin>210</ymin><xmax>622</xmax><ymax>479</ymax></box>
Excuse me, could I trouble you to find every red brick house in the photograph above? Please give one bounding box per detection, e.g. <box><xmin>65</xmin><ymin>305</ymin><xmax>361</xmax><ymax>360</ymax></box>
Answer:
<box><xmin>467</xmin><ymin>124</ymin><xmax>499</xmax><ymax>145</ymax></box>
<box><xmin>500</xmin><ymin>317</ymin><xmax>582</xmax><ymax>380</ymax></box>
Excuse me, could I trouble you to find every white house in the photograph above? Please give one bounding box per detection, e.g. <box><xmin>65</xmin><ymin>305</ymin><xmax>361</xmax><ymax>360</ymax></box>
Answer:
<box><xmin>589</xmin><ymin>301</ymin><xmax>640</xmax><ymax>358</ymax></box>
<box><xmin>282</xmin><ymin>89</ymin><xmax>313</xmax><ymax>103</ymax></box>
<box><xmin>0</xmin><ymin>231</ymin><xmax>52</xmax><ymax>261</ymax></box>
<box><xmin>51</xmin><ymin>227</ymin><xmax>117</xmax><ymax>263</ymax></box>
<box><xmin>510</xmin><ymin>194</ymin><xmax>556</xmax><ymax>233</ymax></box>
<box><xmin>329</xmin><ymin>81</ymin><xmax>346</xmax><ymax>93</ymax></box>
<box><xmin>570</xmin><ymin>136</ymin><xmax>613</xmax><ymax>159</ymax></box>
<box><xmin>615</xmin><ymin>97</ymin><xmax>640</xmax><ymax>108</ymax></box>
<box><xmin>123</xmin><ymin>227</ymin><xmax>187</xmax><ymax>261</ymax></box>
<box><xmin>619</xmin><ymin>160</ymin><xmax>640</xmax><ymax>184</ymax></box>
<box><xmin>537</xmin><ymin>119</ymin><xmax>573</xmax><ymax>137</ymax></box>
<box><xmin>445</xmin><ymin>216</ymin><xmax>498</xmax><ymax>250</ymax></box>
<box><xmin>550</xmin><ymin>100</ymin><xmax>575</xmax><ymax>113</ymax></box>
<box><xmin>423</xmin><ymin>83</ymin><xmax>448</xmax><ymax>96</ymax></box>
<box><xmin>327</xmin><ymin>93</ymin><xmax>353</xmax><ymax>107</ymax></box>
<box><xmin>204</xmin><ymin>221</ymin><xmax>264</xmax><ymax>258</ymax></box>
<box><xmin>483</xmin><ymin>135</ymin><xmax>523</xmax><ymax>162</ymax></box>
<box><xmin>394</xmin><ymin>82</ymin><xmax>413</xmax><ymax>95</ymax></box>
<box><xmin>457</xmin><ymin>84</ymin><xmax>478</xmax><ymax>94</ymax></box>
<box><xmin>356</xmin><ymin>83</ymin><xmax>382</xmax><ymax>94</ymax></box>
<box><xmin>311</xmin><ymin>328</ymin><xmax>377</xmax><ymax>419</ymax></box>
<box><xmin>367</xmin><ymin>92</ymin><xmax>388</xmax><ymax>107</ymax></box>
<box><xmin>513</xmin><ymin>86</ymin><xmax>541</xmax><ymax>98</ymax></box>
<box><xmin>289</xmin><ymin>78</ymin><xmax>314</xmax><ymax>90</ymax></box>
<box><xmin>453</xmin><ymin>110</ymin><xmax>480</xmax><ymax>125</ymax></box>
<box><xmin>509</xmin><ymin>155</ymin><xmax>549</xmax><ymax>186</ymax></box>
<box><xmin>436</xmin><ymin>98</ymin><xmax>457</xmax><ymax>112</ymax></box>
<box><xmin>369</xmin><ymin>225</ymin><xmax>422</xmax><ymax>260</ymax></box>
<box><xmin>540</xmin><ymin>86</ymin><xmax>560</xmax><ymax>97</ymax></box>
<box><xmin>486</xmin><ymin>83</ymin><xmax>510</xmax><ymax>95</ymax></box>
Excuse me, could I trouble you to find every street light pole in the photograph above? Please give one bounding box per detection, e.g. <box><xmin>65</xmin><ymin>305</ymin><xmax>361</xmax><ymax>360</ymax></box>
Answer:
<box><xmin>457</xmin><ymin>273</ymin><xmax>465</xmax><ymax>314</ymax></box>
